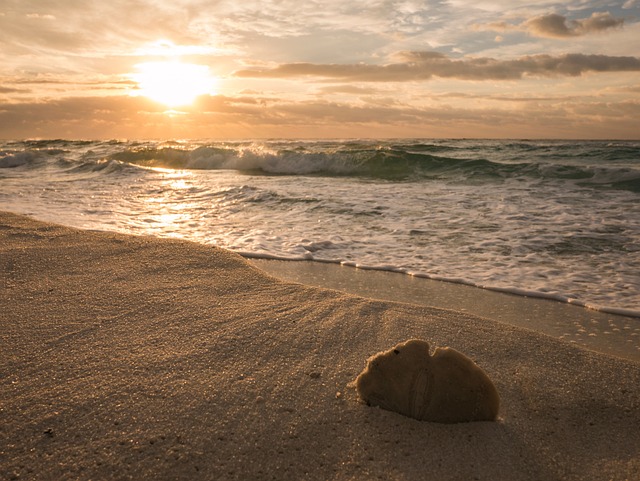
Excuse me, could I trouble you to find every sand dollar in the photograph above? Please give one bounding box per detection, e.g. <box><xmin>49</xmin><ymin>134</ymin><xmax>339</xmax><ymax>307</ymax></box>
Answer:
<box><xmin>355</xmin><ymin>339</ymin><xmax>500</xmax><ymax>423</ymax></box>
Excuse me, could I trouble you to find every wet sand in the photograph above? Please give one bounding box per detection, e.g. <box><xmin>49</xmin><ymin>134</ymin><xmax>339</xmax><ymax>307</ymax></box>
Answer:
<box><xmin>1</xmin><ymin>211</ymin><xmax>639</xmax><ymax>481</ymax></box>
<box><xmin>251</xmin><ymin>259</ymin><xmax>640</xmax><ymax>361</ymax></box>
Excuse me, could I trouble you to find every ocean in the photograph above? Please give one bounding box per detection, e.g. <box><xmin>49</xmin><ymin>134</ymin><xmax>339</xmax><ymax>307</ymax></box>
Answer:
<box><xmin>1</xmin><ymin>138</ymin><xmax>639</xmax><ymax>319</ymax></box>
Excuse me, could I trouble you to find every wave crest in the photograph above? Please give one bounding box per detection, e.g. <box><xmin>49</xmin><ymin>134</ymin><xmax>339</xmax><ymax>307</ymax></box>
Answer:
<box><xmin>104</xmin><ymin>143</ymin><xmax>640</xmax><ymax>191</ymax></box>
<box><xmin>3</xmin><ymin>140</ymin><xmax>638</xmax><ymax>192</ymax></box>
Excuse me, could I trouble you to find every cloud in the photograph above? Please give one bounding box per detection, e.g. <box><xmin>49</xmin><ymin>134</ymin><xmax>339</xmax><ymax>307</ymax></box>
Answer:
<box><xmin>234</xmin><ymin>52</ymin><xmax>640</xmax><ymax>82</ymax></box>
<box><xmin>0</xmin><ymin>86</ymin><xmax>30</xmax><ymax>94</ymax></box>
<box><xmin>1</xmin><ymin>91</ymin><xmax>638</xmax><ymax>140</ymax></box>
<box><xmin>317</xmin><ymin>85</ymin><xmax>382</xmax><ymax>95</ymax></box>
<box><xmin>476</xmin><ymin>12</ymin><xmax>626</xmax><ymax>39</ymax></box>
<box><xmin>25</xmin><ymin>13</ymin><xmax>57</xmax><ymax>20</ymax></box>
<box><xmin>525</xmin><ymin>14</ymin><xmax>577</xmax><ymax>38</ymax></box>
<box><xmin>525</xmin><ymin>12</ymin><xmax>625</xmax><ymax>38</ymax></box>
<box><xmin>574</xmin><ymin>12</ymin><xmax>626</xmax><ymax>35</ymax></box>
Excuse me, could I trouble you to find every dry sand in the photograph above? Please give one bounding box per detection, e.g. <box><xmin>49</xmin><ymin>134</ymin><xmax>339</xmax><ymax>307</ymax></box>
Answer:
<box><xmin>1</xmin><ymin>211</ymin><xmax>639</xmax><ymax>481</ymax></box>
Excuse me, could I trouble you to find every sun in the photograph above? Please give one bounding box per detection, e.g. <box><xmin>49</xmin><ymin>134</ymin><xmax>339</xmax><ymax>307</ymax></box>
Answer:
<box><xmin>131</xmin><ymin>61</ymin><xmax>216</xmax><ymax>107</ymax></box>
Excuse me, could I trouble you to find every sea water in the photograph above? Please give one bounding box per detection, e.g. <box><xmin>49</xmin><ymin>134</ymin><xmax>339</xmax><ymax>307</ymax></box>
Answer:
<box><xmin>1</xmin><ymin>139</ymin><xmax>639</xmax><ymax>318</ymax></box>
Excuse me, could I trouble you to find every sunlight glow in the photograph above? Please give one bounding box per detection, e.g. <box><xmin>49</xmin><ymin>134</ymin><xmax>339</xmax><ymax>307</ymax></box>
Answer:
<box><xmin>133</xmin><ymin>39</ymin><xmax>218</xmax><ymax>57</ymax></box>
<box><xmin>131</xmin><ymin>61</ymin><xmax>216</xmax><ymax>107</ymax></box>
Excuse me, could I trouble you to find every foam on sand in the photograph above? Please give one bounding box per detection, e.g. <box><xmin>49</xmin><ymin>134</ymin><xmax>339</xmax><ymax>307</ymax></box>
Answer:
<box><xmin>1</xmin><ymin>211</ymin><xmax>639</xmax><ymax>481</ymax></box>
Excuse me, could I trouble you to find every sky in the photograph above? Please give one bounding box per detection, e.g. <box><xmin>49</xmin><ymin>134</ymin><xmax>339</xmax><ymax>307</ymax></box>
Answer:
<box><xmin>1</xmin><ymin>0</ymin><xmax>639</xmax><ymax>139</ymax></box>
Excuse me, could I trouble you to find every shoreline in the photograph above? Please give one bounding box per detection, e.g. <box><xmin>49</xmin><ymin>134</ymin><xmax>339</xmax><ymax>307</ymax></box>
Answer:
<box><xmin>250</xmin><ymin>259</ymin><xmax>640</xmax><ymax>362</ymax></box>
<box><xmin>244</xmin><ymin>254</ymin><xmax>640</xmax><ymax>320</ymax></box>
<box><xmin>2</xmin><ymin>211</ymin><xmax>639</xmax><ymax>481</ymax></box>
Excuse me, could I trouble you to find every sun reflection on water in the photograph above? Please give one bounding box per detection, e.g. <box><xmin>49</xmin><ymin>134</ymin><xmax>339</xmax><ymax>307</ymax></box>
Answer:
<box><xmin>139</xmin><ymin>171</ymin><xmax>203</xmax><ymax>238</ymax></box>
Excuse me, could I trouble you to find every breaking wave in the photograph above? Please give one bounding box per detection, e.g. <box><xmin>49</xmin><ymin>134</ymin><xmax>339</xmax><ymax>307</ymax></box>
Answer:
<box><xmin>2</xmin><ymin>140</ymin><xmax>639</xmax><ymax>192</ymax></box>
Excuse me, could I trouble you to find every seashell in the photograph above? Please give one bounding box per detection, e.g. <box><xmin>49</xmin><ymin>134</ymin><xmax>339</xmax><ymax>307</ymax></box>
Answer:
<box><xmin>354</xmin><ymin>339</ymin><xmax>499</xmax><ymax>423</ymax></box>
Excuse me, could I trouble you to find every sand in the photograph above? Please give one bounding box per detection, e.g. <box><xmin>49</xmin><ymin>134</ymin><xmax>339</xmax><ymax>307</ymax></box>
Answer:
<box><xmin>250</xmin><ymin>258</ymin><xmax>640</xmax><ymax>362</ymax></box>
<box><xmin>1</xmin><ymin>211</ymin><xmax>639</xmax><ymax>481</ymax></box>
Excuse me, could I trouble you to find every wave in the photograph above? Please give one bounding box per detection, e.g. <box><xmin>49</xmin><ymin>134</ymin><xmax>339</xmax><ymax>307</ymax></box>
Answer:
<box><xmin>0</xmin><ymin>151</ymin><xmax>38</xmax><ymax>168</ymax></box>
<box><xmin>0</xmin><ymin>145</ymin><xmax>143</xmax><ymax>176</ymax></box>
<box><xmin>105</xmin><ymin>143</ymin><xmax>640</xmax><ymax>191</ymax></box>
<box><xmin>61</xmin><ymin>159</ymin><xmax>137</xmax><ymax>176</ymax></box>
<box><xmin>0</xmin><ymin>148</ymin><xmax>70</xmax><ymax>168</ymax></box>
<box><xmin>2</xmin><ymin>140</ymin><xmax>639</xmax><ymax>192</ymax></box>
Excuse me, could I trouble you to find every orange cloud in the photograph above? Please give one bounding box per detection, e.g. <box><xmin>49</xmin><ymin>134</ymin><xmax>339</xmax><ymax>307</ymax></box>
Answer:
<box><xmin>525</xmin><ymin>12</ymin><xmax>624</xmax><ymax>38</ymax></box>
<box><xmin>1</xmin><ymin>92</ymin><xmax>638</xmax><ymax>140</ymax></box>
<box><xmin>475</xmin><ymin>12</ymin><xmax>625</xmax><ymax>39</ymax></box>
<box><xmin>234</xmin><ymin>52</ymin><xmax>640</xmax><ymax>82</ymax></box>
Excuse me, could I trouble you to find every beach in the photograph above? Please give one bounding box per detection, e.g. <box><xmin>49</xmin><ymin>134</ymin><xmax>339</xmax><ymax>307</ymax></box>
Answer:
<box><xmin>251</xmin><ymin>258</ymin><xmax>640</xmax><ymax>362</ymax></box>
<box><xmin>1</xmin><ymin>210</ymin><xmax>639</xmax><ymax>480</ymax></box>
